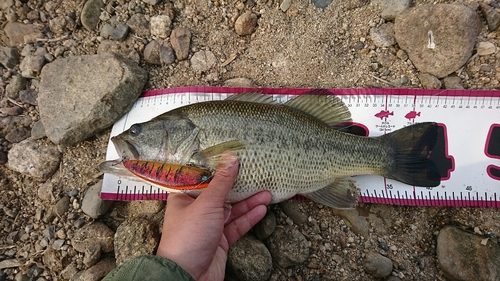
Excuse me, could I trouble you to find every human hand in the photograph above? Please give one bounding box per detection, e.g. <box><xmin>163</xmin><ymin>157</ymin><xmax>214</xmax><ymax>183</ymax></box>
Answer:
<box><xmin>156</xmin><ymin>152</ymin><xmax>272</xmax><ymax>281</ymax></box>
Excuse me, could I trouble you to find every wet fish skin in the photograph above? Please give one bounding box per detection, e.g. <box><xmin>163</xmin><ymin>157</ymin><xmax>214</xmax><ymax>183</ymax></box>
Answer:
<box><xmin>107</xmin><ymin>93</ymin><xmax>440</xmax><ymax>209</ymax></box>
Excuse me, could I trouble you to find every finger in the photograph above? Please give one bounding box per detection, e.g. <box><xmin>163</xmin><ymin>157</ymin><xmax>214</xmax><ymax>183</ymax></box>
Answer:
<box><xmin>196</xmin><ymin>152</ymin><xmax>239</xmax><ymax>205</ymax></box>
<box><xmin>225</xmin><ymin>191</ymin><xmax>272</xmax><ymax>225</ymax></box>
<box><xmin>224</xmin><ymin>205</ymin><xmax>267</xmax><ymax>247</ymax></box>
<box><xmin>166</xmin><ymin>192</ymin><xmax>195</xmax><ymax>208</ymax></box>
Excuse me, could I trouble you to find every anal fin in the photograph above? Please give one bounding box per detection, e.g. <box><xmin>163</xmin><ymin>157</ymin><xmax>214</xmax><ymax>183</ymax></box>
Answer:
<box><xmin>301</xmin><ymin>178</ymin><xmax>359</xmax><ymax>209</ymax></box>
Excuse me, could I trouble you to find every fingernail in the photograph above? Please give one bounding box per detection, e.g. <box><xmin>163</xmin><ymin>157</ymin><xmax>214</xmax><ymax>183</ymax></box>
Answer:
<box><xmin>222</xmin><ymin>153</ymin><xmax>238</xmax><ymax>169</ymax></box>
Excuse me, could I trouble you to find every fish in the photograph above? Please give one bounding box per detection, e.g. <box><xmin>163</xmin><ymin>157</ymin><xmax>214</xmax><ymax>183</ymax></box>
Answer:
<box><xmin>405</xmin><ymin>111</ymin><xmax>421</xmax><ymax>120</ymax></box>
<box><xmin>101</xmin><ymin>91</ymin><xmax>441</xmax><ymax>209</ymax></box>
<box><xmin>374</xmin><ymin>110</ymin><xmax>394</xmax><ymax>120</ymax></box>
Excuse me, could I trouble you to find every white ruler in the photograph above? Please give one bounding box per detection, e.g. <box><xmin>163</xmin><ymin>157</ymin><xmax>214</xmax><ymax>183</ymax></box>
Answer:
<box><xmin>101</xmin><ymin>87</ymin><xmax>500</xmax><ymax>207</ymax></box>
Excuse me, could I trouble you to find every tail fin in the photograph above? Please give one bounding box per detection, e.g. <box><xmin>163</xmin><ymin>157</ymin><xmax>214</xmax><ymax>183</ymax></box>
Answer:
<box><xmin>380</xmin><ymin>122</ymin><xmax>441</xmax><ymax>187</ymax></box>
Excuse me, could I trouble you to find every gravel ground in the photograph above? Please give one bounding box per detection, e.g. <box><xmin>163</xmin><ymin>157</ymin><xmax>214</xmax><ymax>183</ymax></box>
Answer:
<box><xmin>1</xmin><ymin>0</ymin><xmax>500</xmax><ymax>280</ymax></box>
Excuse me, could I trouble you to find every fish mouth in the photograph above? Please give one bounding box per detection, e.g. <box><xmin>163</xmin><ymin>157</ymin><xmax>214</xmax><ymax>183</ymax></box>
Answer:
<box><xmin>111</xmin><ymin>136</ymin><xmax>140</xmax><ymax>160</ymax></box>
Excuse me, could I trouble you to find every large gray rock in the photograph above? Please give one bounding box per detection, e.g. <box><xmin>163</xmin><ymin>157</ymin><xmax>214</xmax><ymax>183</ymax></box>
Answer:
<box><xmin>114</xmin><ymin>216</ymin><xmax>159</xmax><ymax>266</ymax></box>
<box><xmin>227</xmin><ymin>234</ymin><xmax>273</xmax><ymax>281</ymax></box>
<box><xmin>437</xmin><ymin>226</ymin><xmax>500</xmax><ymax>281</ymax></box>
<box><xmin>7</xmin><ymin>139</ymin><xmax>61</xmax><ymax>182</ymax></box>
<box><xmin>380</xmin><ymin>0</ymin><xmax>410</xmax><ymax>20</ymax></box>
<box><xmin>395</xmin><ymin>4</ymin><xmax>481</xmax><ymax>78</ymax></box>
<box><xmin>38</xmin><ymin>53</ymin><xmax>147</xmax><ymax>146</ymax></box>
<box><xmin>266</xmin><ymin>225</ymin><xmax>310</xmax><ymax>268</ymax></box>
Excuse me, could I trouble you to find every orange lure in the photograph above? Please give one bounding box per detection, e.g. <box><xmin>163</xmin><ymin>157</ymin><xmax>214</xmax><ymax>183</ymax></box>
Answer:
<box><xmin>123</xmin><ymin>160</ymin><xmax>212</xmax><ymax>190</ymax></box>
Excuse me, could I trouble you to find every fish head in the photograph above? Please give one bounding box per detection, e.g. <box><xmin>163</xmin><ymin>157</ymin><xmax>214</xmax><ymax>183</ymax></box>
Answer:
<box><xmin>111</xmin><ymin>114</ymin><xmax>200</xmax><ymax>163</ymax></box>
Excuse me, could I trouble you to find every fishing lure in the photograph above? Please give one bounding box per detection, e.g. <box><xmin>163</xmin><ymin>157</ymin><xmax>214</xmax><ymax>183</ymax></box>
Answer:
<box><xmin>122</xmin><ymin>160</ymin><xmax>212</xmax><ymax>190</ymax></box>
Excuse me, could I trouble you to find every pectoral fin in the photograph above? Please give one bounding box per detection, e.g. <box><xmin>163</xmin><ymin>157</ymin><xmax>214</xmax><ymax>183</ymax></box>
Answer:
<box><xmin>301</xmin><ymin>178</ymin><xmax>359</xmax><ymax>209</ymax></box>
<box><xmin>191</xmin><ymin>140</ymin><xmax>246</xmax><ymax>169</ymax></box>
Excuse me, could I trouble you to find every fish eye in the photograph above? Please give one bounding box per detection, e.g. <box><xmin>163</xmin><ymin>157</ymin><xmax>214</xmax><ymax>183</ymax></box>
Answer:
<box><xmin>129</xmin><ymin>124</ymin><xmax>142</xmax><ymax>136</ymax></box>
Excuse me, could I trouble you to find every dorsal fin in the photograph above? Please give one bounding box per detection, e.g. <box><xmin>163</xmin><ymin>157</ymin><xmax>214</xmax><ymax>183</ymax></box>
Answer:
<box><xmin>284</xmin><ymin>90</ymin><xmax>352</xmax><ymax>127</ymax></box>
<box><xmin>226</xmin><ymin>92</ymin><xmax>277</xmax><ymax>104</ymax></box>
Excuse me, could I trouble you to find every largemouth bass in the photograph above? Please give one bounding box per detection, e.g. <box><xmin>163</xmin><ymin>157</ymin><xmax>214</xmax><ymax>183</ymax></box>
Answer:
<box><xmin>101</xmin><ymin>91</ymin><xmax>440</xmax><ymax>209</ymax></box>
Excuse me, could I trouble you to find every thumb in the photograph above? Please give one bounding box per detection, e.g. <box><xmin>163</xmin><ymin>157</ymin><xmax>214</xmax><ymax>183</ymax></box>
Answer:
<box><xmin>197</xmin><ymin>152</ymin><xmax>239</xmax><ymax>205</ymax></box>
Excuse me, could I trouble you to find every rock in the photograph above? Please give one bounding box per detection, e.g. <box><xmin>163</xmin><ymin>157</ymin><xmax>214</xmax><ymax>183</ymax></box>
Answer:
<box><xmin>227</xmin><ymin>234</ymin><xmax>272</xmax><ymax>281</ymax></box>
<box><xmin>124</xmin><ymin>200</ymin><xmax>165</xmax><ymax>216</ymax></box>
<box><xmin>38</xmin><ymin>53</ymin><xmax>147</xmax><ymax>146</ymax></box>
<box><xmin>72</xmin><ymin>222</ymin><xmax>115</xmax><ymax>253</ymax></box>
<box><xmin>142</xmin><ymin>0</ymin><xmax>161</xmax><ymax>4</ymax></box>
<box><xmin>49</xmin><ymin>15</ymin><xmax>69</xmax><ymax>35</ymax></box>
<box><xmin>443</xmin><ymin>76</ymin><xmax>464</xmax><ymax>89</ymax></box>
<box><xmin>83</xmin><ymin>243</ymin><xmax>101</xmax><ymax>267</ymax></box>
<box><xmin>280</xmin><ymin>0</ymin><xmax>291</xmax><ymax>11</ymax></box>
<box><xmin>81</xmin><ymin>0</ymin><xmax>103</xmax><ymax>31</ymax></box>
<box><xmin>419</xmin><ymin>73</ymin><xmax>442</xmax><ymax>89</ymax></box>
<box><xmin>61</xmin><ymin>263</ymin><xmax>78</xmax><ymax>280</ymax></box>
<box><xmin>52</xmin><ymin>239</ymin><xmax>65</xmax><ymax>250</ymax></box>
<box><xmin>38</xmin><ymin>182</ymin><xmax>55</xmax><ymax>202</ymax></box>
<box><xmin>395</xmin><ymin>4</ymin><xmax>481</xmax><ymax>78</ymax></box>
<box><xmin>235</xmin><ymin>11</ymin><xmax>258</xmax><ymax>36</ymax></box>
<box><xmin>5</xmin><ymin>74</ymin><xmax>27</xmax><ymax>99</ymax></box>
<box><xmin>170</xmin><ymin>27</ymin><xmax>191</xmax><ymax>60</ymax></box>
<box><xmin>14</xmin><ymin>272</ymin><xmax>29</xmax><ymax>281</ymax></box>
<box><xmin>380</xmin><ymin>0</ymin><xmax>410</xmax><ymax>20</ymax></box>
<box><xmin>363</xmin><ymin>251</ymin><xmax>393</xmax><ymax>278</ymax></box>
<box><xmin>0</xmin><ymin>107</ymin><xmax>22</xmax><ymax>116</ymax></box>
<box><xmin>437</xmin><ymin>226</ymin><xmax>500</xmax><ymax>281</ymax></box>
<box><xmin>100</xmin><ymin>23</ymin><xmax>114</xmax><ymax>39</ymax></box>
<box><xmin>7</xmin><ymin>139</ymin><xmax>61</xmax><ymax>181</ymax></box>
<box><xmin>144</xmin><ymin>40</ymin><xmax>161</xmax><ymax>65</ymax></box>
<box><xmin>370</xmin><ymin>23</ymin><xmax>396</xmax><ymax>48</ymax></box>
<box><xmin>191</xmin><ymin>50</ymin><xmax>217</xmax><ymax>72</ymax></box>
<box><xmin>5</xmin><ymin>127</ymin><xmax>30</xmax><ymax>143</ymax></box>
<box><xmin>3</xmin><ymin>22</ymin><xmax>41</xmax><ymax>46</ymax></box>
<box><xmin>97</xmin><ymin>40</ymin><xmax>141</xmax><ymax>64</ymax></box>
<box><xmin>477</xmin><ymin>42</ymin><xmax>497</xmax><ymax>56</ymax></box>
<box><xmin>0</xmin><ymin>46</ymin><xmax>19</xmax><ymax>68</ymax></box>
<box><xmin>224</xmin><ymin>77</ymin><xmax>254</xmax><ymax>87</ymax></box>
<box><xmin>279</xmin><ymin>201</ymin><xmax>308</xmax><ymax>225</ymax></box>
<box><xmin>114</xmin><ymin>216</ymin><xmax>159</xmax><ymax>266</ymax></box>
<box><xmin>20</xmin><ymin>55</ymin><xmax>46</xmax><ymax>78</ymax></box>
<box><xmin>110</xmin><ymin>23</ymin><xmax>129</xmax><ymax>41</ymax></box>
<box><xmin>311</xmin><ymin>0</ymin><xmax>333</xmax><ymax>9</ymax></box>
<box><xmin>82</xmin><ymin>180</ymin><xmax>114</xmax><ymax>218</ymax></box>
<box><xmin>127</xmin><ymin>14</ymin><xmax>150</xmax><ymax>37</ymax></box>
<box><xmin>150</xmin><ymin>15</ymin><xmax>172</xmax><ymax>38</ymax></box>
<box><xmin>332</xmin><ymin>208</ymin><xmax>369</xmax><ymax>237</ymax></box>
<box><xmin>254</xmin><ymin>210</ymin><xmax>276</xmax><ymax>239</ymax></box>
<box><xmin>19</xmin><ymin>90</ymin><xmax>37</xmax><ymax>105</ymax></box>
<box><xmin>53</xmin><ymin>196</ymin><xmax>70</xmax><ymax>216</ymax></box>
<box><xmin>0</xmin><ymin>151</ymin><xmax>6</xmax><ymax>165</ymax></box>
<box><xmin>479</xmin><ymin>2</ymin><xmax>500</xmax><ymax>31</ymax></box>
<box><xmin>30</xmin><ymin>121</ymin><xmax>46</xmax><ymax>140</ymax></box>
<box><xmin>160</xmin><ymin>46</ymin><xmax>175</xmax><ymax>65</ymax></box>
<box><xmin>77</xmin><ymin>258</ymin><xmax>116</xmax><ymax>281</ymax></box>
<box><xmin>266</xmin><ymin>225</ymin><xmax>310</xmax><ymax>268</ymax></box>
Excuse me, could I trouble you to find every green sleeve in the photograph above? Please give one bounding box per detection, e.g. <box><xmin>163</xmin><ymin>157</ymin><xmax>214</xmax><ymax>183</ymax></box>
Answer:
<box><xmin>102</xmin><ymin>254</ymin><xmax>195</xmax><ymax>281</ymax></box>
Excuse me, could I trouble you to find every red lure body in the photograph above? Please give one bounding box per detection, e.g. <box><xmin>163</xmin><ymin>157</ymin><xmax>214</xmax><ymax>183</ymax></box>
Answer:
<box><xmin>123</xmin><ymin>160</ymin><xmax>212</xmax><ymax>190</ymax></box>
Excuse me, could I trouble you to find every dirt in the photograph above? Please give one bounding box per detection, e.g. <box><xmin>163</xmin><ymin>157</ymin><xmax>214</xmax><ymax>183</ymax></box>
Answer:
<box><xmin>1</xmin><ymin>0</ymin><xmax>499</xmax><ymax>280</ymax></box>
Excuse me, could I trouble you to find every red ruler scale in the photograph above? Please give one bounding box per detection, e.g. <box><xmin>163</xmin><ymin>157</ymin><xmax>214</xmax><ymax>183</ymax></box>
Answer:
<box><xmin>101</xmin><ymin>87</ymin><xmax>500</xmax><ymax>208</ymax></box>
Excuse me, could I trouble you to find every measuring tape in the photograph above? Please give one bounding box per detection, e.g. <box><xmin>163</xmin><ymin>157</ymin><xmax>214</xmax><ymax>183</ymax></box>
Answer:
<box><xmin>101</xmin><ymin>86</ymin><xmax>500</xmax><ymax>208</ymax></box>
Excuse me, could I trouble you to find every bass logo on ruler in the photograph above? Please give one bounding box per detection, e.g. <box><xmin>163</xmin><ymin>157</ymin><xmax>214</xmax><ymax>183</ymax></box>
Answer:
<box><xmin>101</xmin><ymin>87</ymin><xmax>500</xmax><ymax>208</ymax></box>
